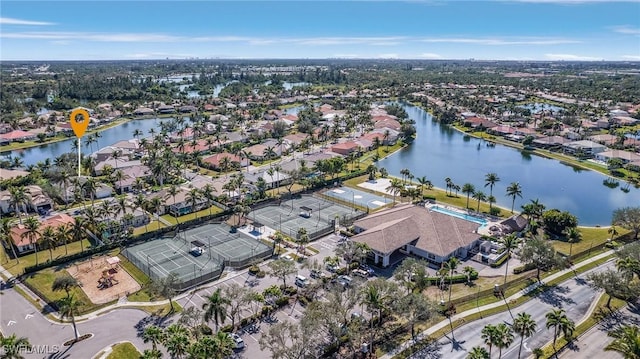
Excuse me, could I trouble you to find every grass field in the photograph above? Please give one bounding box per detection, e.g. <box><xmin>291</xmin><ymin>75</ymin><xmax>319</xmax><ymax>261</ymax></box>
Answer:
<box><xmin>106</xmin><ymin>342</ymin><xmax>141</xmax><ymax>359</ymax></box>
<box><xmin>160</xmin><ymin>205</ymin><xmax>224</xmax><ymax>225</ymax></box>
<box><xmin>1</xmin><ymin>239</ymin><xmax>93</xmax><ymax>276</ymax></box>
<box><xmin>132</xmin><ymin>220</ymin><xmax>167</xmax><ymax>236</ymax></box>
<box><xmin>551</xmin><ymin>226</ymin><xmax>629</xmax><ymax>256</ymax></box>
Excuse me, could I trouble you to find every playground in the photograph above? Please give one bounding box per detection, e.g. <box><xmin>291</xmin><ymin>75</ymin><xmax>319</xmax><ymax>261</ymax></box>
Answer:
<box><xmin>67</xmin><ymin>255</ymin><xmax>141</xmax><ymax>304</ymax></box>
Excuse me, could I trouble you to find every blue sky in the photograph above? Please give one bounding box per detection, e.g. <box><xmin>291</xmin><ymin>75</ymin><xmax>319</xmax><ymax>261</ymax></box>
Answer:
<box><xmin>1</xmin><ymin>1</ymin><xmax>639</xmax><ymax>61</ymax></box>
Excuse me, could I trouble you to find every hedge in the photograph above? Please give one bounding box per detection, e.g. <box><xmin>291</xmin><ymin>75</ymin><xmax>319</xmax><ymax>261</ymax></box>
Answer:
<box><xmin>513</xmin><ymin>262</ymin><xmax>536</xmax><ymax>274</ymax></box>
<box><xmin>490</xmin><ymin>253</ymin><xmax>510</xmax><ymax>268</ymax></box>
<box><xmin>425</xmin><ymin>271</ymin><xmax>478</xmax><ymax>286</ymax></box>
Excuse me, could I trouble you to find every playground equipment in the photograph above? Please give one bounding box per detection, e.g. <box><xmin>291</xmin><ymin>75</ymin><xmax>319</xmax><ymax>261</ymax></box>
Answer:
<box><xmin>97</xmin><ymin>267</ymin><xmax>119</xmax><ymax>289</ymax></box>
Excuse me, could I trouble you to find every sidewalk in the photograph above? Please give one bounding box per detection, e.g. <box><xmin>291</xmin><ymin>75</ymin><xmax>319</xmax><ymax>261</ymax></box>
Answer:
<box><xmin>379</xmin><ymin>250</ymin><xmax>614</xmax><ymax>359</ymax></box>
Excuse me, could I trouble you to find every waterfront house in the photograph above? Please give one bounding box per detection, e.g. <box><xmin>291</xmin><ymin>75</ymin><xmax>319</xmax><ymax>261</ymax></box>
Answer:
<box><xmin>0</xmin><ymin>130</ymin><xmax>36</xmax><ymax>143</ymax></box>
<box><xmin>562</xmin><ymin>140</ymin><xmax>607</xmax><ymax>156</ymax></box>
<box><xmin>201</xmin><ymin>152</ymin><xmax>249</xmax><ymax>170</ymax></box>
<box><xmin>351</xmin><ymin>204</ymin><xmax>481</xmax><ymax>267</ymax></box>
<box><xmin>331</xmin><ymin>141</ymin><xmax>361</xmax><ymax>156</ymax></box>
<box><xmin>595</xmin><ymin>150</ymin><xmax>640</xmax><ymax>164</ymax></box>
<box><xmin>532</xmin><ymin>136</ymin><xmax>571</xmax><ymax>149</ymax></box>
<box><xmin>588</xmin><ymin>134</ymin><xmax>618</xmax><ymax>146</ymax></box>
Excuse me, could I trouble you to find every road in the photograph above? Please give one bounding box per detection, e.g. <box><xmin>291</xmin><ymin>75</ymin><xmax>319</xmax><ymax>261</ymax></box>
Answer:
<box><xmin>0</xmin><ymin>232</ymin><xmax>344</xmax><ymax>359</ymax></box>
<box><xmin>409</xmin><ymin>264</ymin><xmax>612</xmax><ymax>359</ymax></box>
<box><xmin>559</xmin><ymin>303</ymin><xmax>640</xmax><ymax>359</ymax></box>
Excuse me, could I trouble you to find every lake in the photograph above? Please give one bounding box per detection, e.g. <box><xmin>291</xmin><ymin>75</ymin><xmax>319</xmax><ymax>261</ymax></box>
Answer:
<box><xmin>4</xmin><ymin>118</ymin><xmax>176</xmax><ymax>166</ymax></box>
<box><xmin>377</xmin><ymin>103</ymin><xmax>640</xmax><ymax>226</ymax></box>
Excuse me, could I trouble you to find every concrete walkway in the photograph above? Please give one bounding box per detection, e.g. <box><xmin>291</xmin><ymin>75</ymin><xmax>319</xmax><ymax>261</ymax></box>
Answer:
<box><xmin>379</xmin><ymin>250</ymin><xmax>614</xmax><ymax>359</ymax></box>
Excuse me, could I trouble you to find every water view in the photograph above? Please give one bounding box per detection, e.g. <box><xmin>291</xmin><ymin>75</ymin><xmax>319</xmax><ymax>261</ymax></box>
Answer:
<box><xmin>4</xmin><ymin>118</ymin><xmax>176</xmax><ymax>166</ymax></box>
<box><xmin>377</xmin><ymin>103</ymin><xmax>640</xmax><ymax>226</ymax></box>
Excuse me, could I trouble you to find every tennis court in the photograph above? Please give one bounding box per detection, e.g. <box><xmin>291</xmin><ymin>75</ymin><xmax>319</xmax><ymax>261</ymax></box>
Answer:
<box><xmin>323</xmin><ymin>186</ymin><xmax>391</xmax><ymax>209</ymax></box>
<box><xmin>249</xmin><ymin>194</ymin><xmax>360</xmax><ymax>239</ymax></box>
<box><xmin>123</xmin><ymin>223</ymin><xmax>271</xmax><ymax>290</ymax></box>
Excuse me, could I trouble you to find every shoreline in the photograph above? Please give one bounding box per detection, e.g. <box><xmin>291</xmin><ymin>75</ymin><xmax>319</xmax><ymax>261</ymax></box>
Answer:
<box><xmin>412</xmin><ymin>101</ymin><xmax>639</xmax><ymax>186</ymax></box>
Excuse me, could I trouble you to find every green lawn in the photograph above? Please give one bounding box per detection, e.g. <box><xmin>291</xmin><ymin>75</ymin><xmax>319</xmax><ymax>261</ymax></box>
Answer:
<box><xmin>160</xmin><ymin>205</ymin><xmax>224</xmax><ymax>225</ymax></box>
<box><xmin>132</xmin><ymin>220</ymin><xmax>167</xmax><ymax>236</ymax></box>
<box><xmin>106</xmin><ymin>342</ymin><xmax>141</xmax><ymax>359</ymax></box>
<box><xmin>1</xmin><ymin>239</ymin><xmax>93</xmax><ymax>276</ymax></box>
<box><xmin>551</xmin><ymin>226</ymin><xmax>630</xmax><ymax>256</ymax></box>
<box><xmin>23</xmin><ymin>267</ymin><xmax>97</xmax><ymax>314</ymax></box>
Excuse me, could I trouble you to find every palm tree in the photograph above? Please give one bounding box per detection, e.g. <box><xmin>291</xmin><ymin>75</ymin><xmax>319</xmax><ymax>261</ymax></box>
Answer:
<box><xmin>513</xmin><ymin>312</ymin><xmax>537</xmax><ymax>359</ymax></box>
<box><xmin>142</xmin><ymin>325</ymin><xmax>165</xmax><ymax>351</ymax></box>
<box><xmin>0</xmin><ymin>334</ymin><xmax>31</xmax><ymax>359</ymax></box>
<box><xmin>417</xmin><ymin>176</ymin><xmax>432</xmax><ymax>193</ymax></box>
<box><xmin>616</xmin><ymin>257</ymin><xmax>640</xmax><ymax>282</ymax></box>
<box><xmin>563</xmin><ymin>227</ymin><xmax>582</xmax><ymax>257</ymax></box>
<box><xmin>214</xmin><ymin>331</ymin><xmax>236</xmax><ymax>358</ymax></box>
<box><xmin>58</xmin><ymin>294</ymin><xmax>82</xmax><ymax>341</ymax></box>
<box><xmin>21</xmin><ymin>216</ymin><xmax>41</xmax><ymax>266</ymax></box>
<box><xmin>386</xmin><ymin>178</ymin><xmax>403</xmax><ymax>204</ymax></box>
<box><xmin>9</xmin><ymin>186</ymin><xmax>28</xmax><ymax>224</ymax></box>
<box><xmin>506</xmin><ymin>182</ymin><xmax>523</xmax><ymax>213</ymax></box>
<box><xmin>495</xmin><ymin>323</ymin><xmax>515</xmax><ymax>359</ymax></box>
<box><xmin>1</xmin><ymin>218</ymin><xmax>19</xmax><ymax>263</ymax></box>
<box><xmin>164</xmin><ymin>328</ymin><xmax>190</xmax><ymax>358</ymax></box>
<box><xmin>605</xmin><ymin>325</ymin><xmax>640</xmax><ymax>359</ymax></box>
<box><xmin>201</xmin><ymin>184</ymin><xmax>217</xmax><ymax>217</ymax></box>
<box><xmin>462</xmin><ymin>183</ymin><xmax>476</xmax><ymax>209</ymax></box>
<box><xmin>55</xmin><ymin>224</ymin><xmax>72</xmax><ymax>256</ymax></box>
<box><xmin>71</xmin><ymin>217</ymin><xmax>86</xmax><ymax>253</ymax></box>
<box><xmin>545</xmin><ymin>308</ymin><xmax>575</xmax><ymax>351</ymax></box>
<box><xmin>40</xmin><ymin>226</ymin><xmax>57</xmax><ymax>262</ymax></box>
<box><xmin>56</xmin><ymin>169</ymin><xmax>72</xmax><ymax>208</ymax></box>
<box><xmin>481</xmin><ymin>324</ymin><xmax>498</xmax><ymax>358</ymax></box>
<box><xmin>52</xmin><ymin>275</ymin><xmax>80</xmax><ymax>297</ymax></box>
<box><xmin>186</xmin><ymin>187</ymin><xmax>202</xmax><ymax>219</ymax></box>
<box><xmin>445</xmin><ymin>177</ymin><xmax>453</xmax><ymax>196</ymax></box>
<box><xmin>467</xmin><ymin>346</ymin><xmax>490</xmax><ymax>359</ymax></box>
<box><xmin>500</xmin><ymin>234</ymin><xmax>519</xmax><ymax>286</ymax></box>
<box><xmin>361</xmin><ymin>284</ymin><xmax>383</xmax><ymax>326</ymax></box>
<box><xmin>166</xmin><ymin>185</ymin><xmax>181</xmax><ymax>223</ymax></box>
<box><xmin>82</xmin><ymin>177</ymin><xmax>98</xmax><ymax>207</ymax></box>
<box><xmin>473</xmin><ymin>191</ymin><xmax>487</xmax><ymax>212</ymax></box>
<box><xmin>444</xmin><ymin>257</ymin><xmax>460</xmax><ymax>303</ymax></box>
<box><xmin>202</xmin><ymin>288</ymin><xmax>230</xmax><ymax>330</ymax></box>
<box><xmin>484</xmin><ymin>173</ymin><xmax>500</xmax><ymax>211</ymax></box>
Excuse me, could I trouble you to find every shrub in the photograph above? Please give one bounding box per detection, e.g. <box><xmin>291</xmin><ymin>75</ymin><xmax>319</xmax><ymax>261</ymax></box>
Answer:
<box><xmin>298</xmin><ymin>296</ymin><xmax>309</xmax><ymax>306</ymax></box>
<box><xmin>256</xmin><ymin>271</ymin><xmax>266</xmax><ymax>278</ymax></box>
<box><xmin>275</xmin><ymin>297</ymin><xmax>290</xmax><ymax>307</ymax></box>
<box><xmin>490</xmin><ymin>207</ymin><xmax>502</xmax><ymax>216</ymax></box>
<box><xmin>199</xmin><ymin>324</ymin><xmax>213</xmax><ymax>336</ymax></box>
<box><xmin>490</xmin><ymin>253</ymin><xmax>510</xmax><ymax>268</ymax></box>
<box><xmin>219</xmin><ymin>324</ymin><xmax>233</xmax><ymax>333</ymax></box>
<box><xmin>248</xmin><ymin>265</ymin><xmax>260</xmax><ymax>275</ymax></box>
<box><xmin>283</xmin><ymin>286</ymin><xmax>297</xmax><ymax>296</ymax></box>
<box><xmin>423</xmin><ymin>195</ymin><xmax>436</xmax><ymax>201</ymax></box>
<box><xmin>336</xmin><ymin>267</ymin><xmax>347</xmax><ymax>275</ymax></box>
<box><xmin>513</xmin><ymin>262</ymin><xmax>536</xmax><ymax>274</ymax></box>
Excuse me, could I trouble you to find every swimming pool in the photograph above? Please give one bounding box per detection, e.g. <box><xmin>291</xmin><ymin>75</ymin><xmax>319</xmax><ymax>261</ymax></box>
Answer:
<box><xmin>430</xmin><ymin>206</ymin><xmax>488</xmax><ymax>226</ymax></box>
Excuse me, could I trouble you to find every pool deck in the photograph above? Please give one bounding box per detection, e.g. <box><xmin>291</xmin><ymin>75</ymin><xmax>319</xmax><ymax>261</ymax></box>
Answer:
<box><xmin>425</xmin><ymin>203</ymin><xmax>500</xmax><ymax>236</ymax></box>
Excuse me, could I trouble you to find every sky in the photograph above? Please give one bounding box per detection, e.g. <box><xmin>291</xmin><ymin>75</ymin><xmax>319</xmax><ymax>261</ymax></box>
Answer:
<box><xmin>1</xmin><ymin>0</ymin><xmax>639</xmax><ymax>61</ymax></box>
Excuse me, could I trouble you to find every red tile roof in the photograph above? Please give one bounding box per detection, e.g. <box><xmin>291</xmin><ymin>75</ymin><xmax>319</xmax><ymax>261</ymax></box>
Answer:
<box><xmin>11</xmin><ymin>214</ymin><xmax>75</xmax><ymax>247</ymax></box>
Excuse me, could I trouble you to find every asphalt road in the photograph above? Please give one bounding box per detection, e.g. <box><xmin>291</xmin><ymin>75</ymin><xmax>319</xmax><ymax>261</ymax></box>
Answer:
<box><xmin>410</xmin><ymin>264</ymin><xmax>612</xmax><ymax>359</ymax></box>
<box><xmin>559</xmin><ymin>303</ymin><xmax>640</xmax><ymax>359</ymax></box>
<box><xmin>0</xmin><ymin>233</ymin><xmax>344</xmax><ymax>359</ymax></box>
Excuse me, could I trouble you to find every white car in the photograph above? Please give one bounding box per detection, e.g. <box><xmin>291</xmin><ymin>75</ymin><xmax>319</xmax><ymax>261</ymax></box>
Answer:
<box><xmin>230</xmin><ymin>333</ymin><xmax>245</xmax><ymax>349</ymax></box>
<box><xmin>281</xmin><ymin>254</ymin><xmax>294</xmax><ymax>262</ymax></box>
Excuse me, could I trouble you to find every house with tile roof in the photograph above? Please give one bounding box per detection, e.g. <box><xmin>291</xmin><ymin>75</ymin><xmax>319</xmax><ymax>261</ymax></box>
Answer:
<box><xmin>351</xmin><ymin>204</ymin><xmax>481</xmax><ymax>267</ymax></box>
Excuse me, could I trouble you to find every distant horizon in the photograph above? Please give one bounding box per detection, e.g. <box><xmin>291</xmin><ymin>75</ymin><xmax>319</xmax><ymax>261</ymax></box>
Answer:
<box><xmin>2</xmin><ymin>1</ymin><xmax>639</xmax><ymax>61</ymax></box>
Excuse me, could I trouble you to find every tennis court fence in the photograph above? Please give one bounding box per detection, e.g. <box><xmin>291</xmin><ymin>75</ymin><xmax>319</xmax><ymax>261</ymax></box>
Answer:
<box><xmin>209</xmin><ymin>245</ymin><xmax>273</xmax><ymax>268</ymax></box>
<box><xmin>121</xmin><ymin>248</ymin><xmax>225</xmax><ymax>291</ymax></box>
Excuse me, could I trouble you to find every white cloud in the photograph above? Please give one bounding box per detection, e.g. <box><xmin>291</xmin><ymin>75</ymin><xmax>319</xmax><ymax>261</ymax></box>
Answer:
<box><xmin>2</xmin><ymin>32</ymin><xmax>181</xmax><ymax>42</ymax></box>
<box><xmin>0</xmin><ymin>17</ymin><xmax>55</xmax><ymax>26</ymax></box>
<box><xmin>420</xmin><ymin>37</ymin><xmax>580</xmax><ymax>45</ymax></box>
<box><xmin>622</xmin><ymin>55</ymin><xmax>640</xmax><ymax>60</ymax></box>
<box><xmin>545</xmin><ymin>53</ymin><xmax>602</xmax><ymax>61</ymax></box>
<box><xmin>332</xmin><ymin>54</ymin><xmax>361</xmax><ymax>59</ymax></box>
<box><xmin>125</xmin><ymin>52</ymin><xmax>196</xmax><ymax>59</ymax></box>
<box><xmin>417</xmin><ymin>53</ymin><xmax>443</xmax><ymax>59</ymax></box>
<box><xmin>610</xmin><ymin>25</ymin><xmax>640</xmax><ymax>35</ymax></box>
<box><xmin>377</xmin><ymin>53</ymin><xmax>399</xmax><ymax>59</ymax></box>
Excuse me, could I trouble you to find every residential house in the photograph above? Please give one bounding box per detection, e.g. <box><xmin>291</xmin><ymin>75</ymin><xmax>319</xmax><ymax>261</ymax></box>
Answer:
<box><xmin>244</xmin><ymin>139</ymin><xmax>283</xmax><ymax>160</ymax></box>
<box><xmin>351</xmin><ymin>204</ymin><xmax>481</xmax><ymax>267</ymax></box>
<box><xmin>94</xmin><ymin>159</ymin><xmax>143</xmax><ymax>176</ymax></box>
<box><xmin>8</xmin><ymin>213</ymin><xmax>75</xmax><ymax>255</ymax></box>
<box><xmin>562</xmin><ymin>140</ymin><xmax>608</xmax><ymax>156</ymax></box>
<box><xmin>114</xmin><ymin>165</ymin><xmax>151</xmax><ymax>193</ymax></box>
<box><xmin>245</xmin><ymin>169</ymin><xmax>292</xmax><ymax>189</ymax></box>
<box><xmin>0</xmin><ymin>169</ymin><xmax>30</xmax><ymax>181</ymax></box>
<box><xmin>588</xmin><ymin>134</ymin><xmax>618</xmax><ymax>146</ymax></box>
<box><xmin>133</xmin><ymin>107</ymin><xmax>155</xmax><ymax>116</ymax></box>
<box><xmin>201</xmin><ymin>152</ymin><xmax>249</xmax><ymax>170</ymax></box>
<box><xmin>532</xmin><ymin>136</ymin><xmax>571</xmax><ymax>149</ymax></box>
<box><xmin>595</xmin><ymin>150</ymin><xmax>640</xmax><ymax>164</ymax></box>
<box><xmin>330</xmin><ymin>141</ymin><xmax>361</xmax><ymax>156</ymax></box>
<box><xmin>0</xmin><ymin>130</ymin><xmax>36</xmax><ymax>143</ymax></box>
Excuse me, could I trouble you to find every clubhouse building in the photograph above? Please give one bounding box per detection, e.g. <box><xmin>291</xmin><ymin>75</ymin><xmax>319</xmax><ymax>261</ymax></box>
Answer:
<box><xmin>351</xmin><ymin>204</ymin><xmax>481</xmax><ymax>267</ymax></box>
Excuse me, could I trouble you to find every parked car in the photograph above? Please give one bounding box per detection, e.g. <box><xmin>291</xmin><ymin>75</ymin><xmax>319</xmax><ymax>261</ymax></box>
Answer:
<box><xmin>352</xmin><ymin>269</ymin><xmax>369</xmax><ymax>278</ymax></box>
<box><xmin>295</xmin><ymin>275</ymin><xmax>308</xmax><ymax>288</ymax></box>
<box><xmin>337</xmin><ymin>275</ymin><xmax>353</xmax><ymax>287</ymax></box>
<box><xmin>359</xmin><ymin>264</ymin><xmax>375</xmax><ymax>276</ymax></box>
<box><xmin>310</xmin><ymin>269</ymin><xmax>321</xmax><ymax>279</ymax></box>
<box><xmin>326</xmin><ymin>263</ymin><xmax>338</xmax><ymax>272</ymax></box>
<box><xmin>230</xmin><ymin>333</ymin><xmax>245</xmax><ymax>349</ymax></box>
<box><xmin>281</xmin><ymin>254</ymin><xmax>294</xmax><ymax>262</ymax></box>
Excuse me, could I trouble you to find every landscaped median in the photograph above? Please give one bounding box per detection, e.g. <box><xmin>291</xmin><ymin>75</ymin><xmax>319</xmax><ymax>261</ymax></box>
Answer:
<box><xmin>384</xmin><ymin>250</ymin><xmax>614</xmax><ymax>359</ymax></box>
